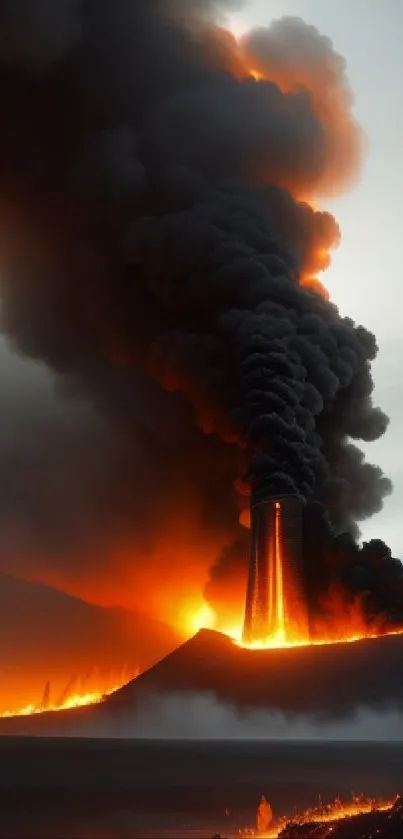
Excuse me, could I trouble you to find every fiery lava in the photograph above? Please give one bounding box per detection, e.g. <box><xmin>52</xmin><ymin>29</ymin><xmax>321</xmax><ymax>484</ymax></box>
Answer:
<box><xmin>228</xmin><ymin>622</ymin><xmax>403</xmax><ymax>651</ymax></box>
<box><xmin>0</xmin><ymin>666</ymin><xmax>138</xmax><ymax>719</ymax></box>
<box><xmin>243</xmin><ymin>497</ymin><xmax>310</xmax><ymax>647</ymax></box>
<box><xmin>0</xmin><ymin>7</ymin><xmax>397</xmax><ymax>716</ymax></box>
<box><xmin>195</xmin><ymin>497</ymin><xmax>403</xmax><ymax>651</ymax></box>
<box><xmin>239</xmin><ymin>794</ymin><xmax>398</xmax><ymax>839</ymax></box>
<box><xmin>273</xmin><ymin>502</ymin><xmax>285</xmax><ymax>641</ymax></box>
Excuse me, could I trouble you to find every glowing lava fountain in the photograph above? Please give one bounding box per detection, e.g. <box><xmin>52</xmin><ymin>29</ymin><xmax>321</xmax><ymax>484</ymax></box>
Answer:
<box><xmin>243</xmin><ymin>495</ymin><xmax>310</xmax><ymax>647</ymax></box>
<box><xmin>217</xmin><ymin>494</ymin><xmax>403</xmax><ymax>652</ymax></box>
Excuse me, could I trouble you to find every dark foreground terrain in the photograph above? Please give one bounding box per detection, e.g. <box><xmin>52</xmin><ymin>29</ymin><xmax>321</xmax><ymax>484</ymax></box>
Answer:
<box><xmin>2</xmin><ymin>631</ymin><xmax>403</xmax><ymax>738</ymax></box>
<box><xmin>0</xmin><ymin>738</ymin><xmax>401</xmax><ymax>838</ymax></box>
<box><xmin>278</xmin><ymin>797</ymin><xmax>403</xmax><ymax>838</ymax></box>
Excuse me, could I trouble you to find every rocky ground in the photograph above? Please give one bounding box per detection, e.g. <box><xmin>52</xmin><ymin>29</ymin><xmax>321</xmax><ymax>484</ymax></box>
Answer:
<box><xmin>277</xmin><ymin>795</ymin><xmax>403</xmax><ymax>839</ymax></box>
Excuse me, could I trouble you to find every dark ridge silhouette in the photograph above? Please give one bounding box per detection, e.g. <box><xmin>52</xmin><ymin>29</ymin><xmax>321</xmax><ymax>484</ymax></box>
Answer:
<box><xmin>109</xmin><ymin>629</ymin><xmax>403</xmax><ymax>717</ymax></box>
<box><xmin>1</xmin><ymin>629</ymin><xmax>403</xmax><ymax>735</ymax></box>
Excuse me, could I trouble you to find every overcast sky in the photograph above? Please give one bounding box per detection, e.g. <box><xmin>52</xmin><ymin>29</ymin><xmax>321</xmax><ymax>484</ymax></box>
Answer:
<box><xmin>224</xmin><ymin>0</ymin><xmax>403</xmax><ymax>555</ymax></box>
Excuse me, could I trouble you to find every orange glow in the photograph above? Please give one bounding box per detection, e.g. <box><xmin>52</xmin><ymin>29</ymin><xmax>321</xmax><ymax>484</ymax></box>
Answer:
<box><xmin>240</xmin><ymin>793</ymin><xmax>398</xmax><ymax>839</ymax></box>
<box><xmin>249</xmin><ymin>68</ymin><xmax>264</xmax><ymax>81</ymax></box>
<box><xmin>181</xmin><ymin>600</ymin><xmax>216</xmax><ymax>635</ymax></box>
<box><xmin>234</xmin><ymin>625</ymin><xmax>403</xmax><ymax>650</ymax></box>
<box><xmin>188</xmin><ymin>598</ymin><xmax>403</xmax><ymax>651</ymax></box>
<box><xmin>273</xmin><ymin>501</ymin><xmax>285</xmax><ymax>639</ymax></box>
<box><xmin>205</xmin><ymin>552</ymin><xmax>403</xmax><ymax>647</ymax></box>
<box><xmin>237</xmin><ymin>31</ymin><xmax>363</xmax><ymax>199</ymax></box>
<box><xmin>225</xmin><ymin>29</ymin><xmax>357</xmax><ymax>298</ymax></box>
<box><xmin>0</xmin><ymin>666</ymin><xmax>138</xmax><ymax>719</ymax></box>
<box><xmin>245</xmin><ymin>56</ymin><xmax>339</xmax><ymax>300</ymax></box>
<box><xmin>231</xmin><ymin>576</ymin><xmax>403</xmax><ymax>650</ymax></box>
<box><xmin>182</xmin><ymin>492</ymin><xmax>403</xmax><ymax>651</ymax></box>
<box><xmin>300</xmin><ymin>274</ymin><xmax>329</xmax><ymax>299</ymax></box>
<box><xmin>186</xmin><ymin>522</ymin><xmax>403</xmax><ymax>650</ymax></box>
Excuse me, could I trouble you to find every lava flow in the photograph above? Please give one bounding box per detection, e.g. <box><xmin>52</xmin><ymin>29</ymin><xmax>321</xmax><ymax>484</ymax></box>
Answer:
<box><xmin>239</xmin><ymin>793</ymin><xmax>399</xmax><ymax>839</ymax></box>
<box><xmin>0</xmin><ymin>666</ymin><xmax>138</xmax><ymax>719</ymax></box>
<box><xmin>227</xmin><ymin>618</ymin><xmax>403</xmax><ymax>652</ymax></box>
<box><xmin>200</xmin><ymin>496</ymin><xmax>403</xmax><ymax>652</ymax></box>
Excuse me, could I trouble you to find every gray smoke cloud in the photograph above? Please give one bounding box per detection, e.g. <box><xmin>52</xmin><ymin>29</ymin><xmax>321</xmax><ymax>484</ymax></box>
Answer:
<box><xmin>103</xmin><ymin>692</ymin><xmax>403</xmax><ymax>740</ymax></box>
<box><xmin>0</xmin><ymin>0</ymin><xmax>393</xmax><ymax>625</ymax></box>
<box><xmin>7</xmin><ymin>690</ymin><xmax>403</xmax><ymax>740</ymax></box>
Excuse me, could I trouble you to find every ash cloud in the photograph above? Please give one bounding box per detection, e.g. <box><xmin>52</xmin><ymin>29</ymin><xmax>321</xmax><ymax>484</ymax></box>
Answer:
<box><xmin>0</xmin><ymin>342</ymin><xmax>235</xmax><ymax>621</ymax></box>
<box><xmin>0</xmin><ymin>1</ymin><xmax>82</xmax><ymax>68</ymax></box>
<box><xmin>0</xmin><ymin>1</ymin><xmax>394</xmax><ymax>627</ymax></box>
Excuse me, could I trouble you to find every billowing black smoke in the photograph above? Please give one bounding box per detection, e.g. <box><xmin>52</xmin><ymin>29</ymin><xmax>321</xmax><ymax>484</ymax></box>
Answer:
<box><xmin>0</xmin><ymin>0</ymin><xmax>395</xmax><ymax>625</ymax></box>
<box><xmin>302</xmin><ymin>503</ymin><xmax>403</xmax><ymax>633</ymax></box>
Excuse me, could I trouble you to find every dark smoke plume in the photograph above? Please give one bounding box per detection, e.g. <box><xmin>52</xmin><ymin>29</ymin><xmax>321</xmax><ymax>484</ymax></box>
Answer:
<box><xmin>0</xmin><ymin>0</ymin><xmax>395</xmax><ymax>629</ymax></box>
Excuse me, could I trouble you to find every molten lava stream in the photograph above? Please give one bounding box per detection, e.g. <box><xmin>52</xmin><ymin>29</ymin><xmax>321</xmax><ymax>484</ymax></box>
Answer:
<box><xmin>234</xmin><ymin>621</ymin><xmax>403</xmax><ymax>652</ymax></box>
<box><xmin>273</xmin><ymin>500</ymin><xmax>286</xmax><ymax>644</ymax></box>
<box><xmin>0</xmin><ymin>666</ymin><xmax>138</xmax><ymax>718</ymax></box>
<box><xmin>231</xmin><ymin>501</ymin><xmax>403</xmax><ymax>651</ymax></box>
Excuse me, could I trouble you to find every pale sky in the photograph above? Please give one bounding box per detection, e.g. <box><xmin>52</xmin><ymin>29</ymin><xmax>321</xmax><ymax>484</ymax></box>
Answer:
<box><xmin>227</xmin><ymin>0</ymin><xmax>403</xmax><ymax>555</ymax></box>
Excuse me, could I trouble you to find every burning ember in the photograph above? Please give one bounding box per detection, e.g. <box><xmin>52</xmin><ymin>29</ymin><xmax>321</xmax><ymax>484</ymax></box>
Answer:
<box><xmin>239</xmin><ymin>793</ymin><xmax>399</xmax><ymax>839</ymax></box>
<box><xmin>0</xmin><ymin>666</ymin><xmax>138</xmax><ymax>719</ymax></box>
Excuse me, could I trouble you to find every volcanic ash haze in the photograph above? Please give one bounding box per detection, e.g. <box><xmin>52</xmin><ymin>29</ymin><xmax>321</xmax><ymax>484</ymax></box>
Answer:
<box><xmin>0</xmin><ymin>0</ymin><xmax>395</xmax><ymax>635</ymax></box>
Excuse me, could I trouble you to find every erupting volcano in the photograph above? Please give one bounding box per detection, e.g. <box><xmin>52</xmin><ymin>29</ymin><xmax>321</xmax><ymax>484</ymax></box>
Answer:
<box><xmin>238</xmin><ymin>493</ymin><xmax>403</xmax><ymax>651</ymax></box>
<box><xmin>0</xmin><ymin>0</ymin><xmax>400</xmax><ymax>720</ymax></box>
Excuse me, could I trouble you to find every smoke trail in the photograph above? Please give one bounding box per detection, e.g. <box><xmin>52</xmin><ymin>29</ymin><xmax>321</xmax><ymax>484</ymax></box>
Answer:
<box><xmin>0</xmin><ymin>1</ymin><xmax>392</xmax><ymax>624</ymax></box>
